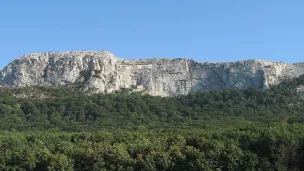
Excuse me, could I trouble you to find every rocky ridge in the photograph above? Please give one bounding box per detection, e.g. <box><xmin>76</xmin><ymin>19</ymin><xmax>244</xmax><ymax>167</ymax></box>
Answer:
<box><xmin>1</xmin><ymin>51</ymin><xmax>304</xmax><ymax>96</ymax></box>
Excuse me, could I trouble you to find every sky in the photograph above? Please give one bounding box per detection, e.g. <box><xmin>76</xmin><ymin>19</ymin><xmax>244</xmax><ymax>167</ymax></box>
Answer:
<box><xmin>0</xmin><ymin>0</ymin><xmax>304</xmax><ymax>68</ymax></box>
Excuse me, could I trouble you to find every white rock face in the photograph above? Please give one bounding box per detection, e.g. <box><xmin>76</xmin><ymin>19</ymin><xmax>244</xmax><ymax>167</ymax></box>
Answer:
<box><xmin>1</xmin><ymin>51</ymin><xmax>304</xmax><ymax>96</ymax></box>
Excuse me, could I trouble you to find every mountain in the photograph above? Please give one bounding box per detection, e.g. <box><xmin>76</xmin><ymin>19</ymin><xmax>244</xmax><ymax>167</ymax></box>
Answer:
<box><xmin>1</xmin><ymin>50</ymin><xmax>304</xmax><ymax>96</ymax></box>
<box><xmin>2</xmin><ymin>52</ymin><xmax>304</xmax><ymax>171</ymax></box>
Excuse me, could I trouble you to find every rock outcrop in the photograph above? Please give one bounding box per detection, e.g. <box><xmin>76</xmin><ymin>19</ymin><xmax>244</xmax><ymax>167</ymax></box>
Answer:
<box><xmin>1</xmin><ymin>51</ymin><xmax>304</xmax><ymax>96</ymax></box>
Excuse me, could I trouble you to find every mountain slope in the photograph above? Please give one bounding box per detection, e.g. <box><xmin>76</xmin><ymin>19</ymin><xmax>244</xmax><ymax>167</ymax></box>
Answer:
<box><xmin>0</xmin><ymin>74</ymin><xmax>303</xmax><ymax>131</ymax></box>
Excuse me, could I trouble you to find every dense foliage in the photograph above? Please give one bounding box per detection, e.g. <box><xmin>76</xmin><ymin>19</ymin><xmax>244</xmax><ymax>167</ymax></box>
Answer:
<box><xmin>1</xmin><ymin>125</ymin><xmax>304</xmax><ymax>171</ymax></box>
<box><xmin>0</xmin><ymin>75</ymin><xmax>304</xmax><ymax>170</ymax></box>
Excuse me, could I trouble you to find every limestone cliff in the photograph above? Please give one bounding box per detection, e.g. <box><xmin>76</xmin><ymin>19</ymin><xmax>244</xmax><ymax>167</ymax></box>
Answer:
<box><xmin>1</xmin><ymin>51</ymin><xmax>304</xmax><ymax>96</ymax></box>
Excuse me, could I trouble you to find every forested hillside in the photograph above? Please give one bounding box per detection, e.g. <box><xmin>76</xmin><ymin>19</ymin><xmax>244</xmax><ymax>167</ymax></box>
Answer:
<box><xmin>0</xmin><ymin>75</ymin><xmax>304</xmax><ymax>170</ymax></box>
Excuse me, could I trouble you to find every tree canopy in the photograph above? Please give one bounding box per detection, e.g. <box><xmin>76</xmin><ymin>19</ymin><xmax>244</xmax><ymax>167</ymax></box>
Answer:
<box><xmin>0</xmin><ymin>75</ymin><xmax>304</xmax><ymax>170</ymax></box>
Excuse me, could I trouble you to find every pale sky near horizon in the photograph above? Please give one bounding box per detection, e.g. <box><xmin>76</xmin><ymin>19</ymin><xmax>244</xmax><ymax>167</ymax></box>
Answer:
<box><xmin>1</xmin><ymin>0</ymin><xmax>304</xmax><ymax>68</ymax></box>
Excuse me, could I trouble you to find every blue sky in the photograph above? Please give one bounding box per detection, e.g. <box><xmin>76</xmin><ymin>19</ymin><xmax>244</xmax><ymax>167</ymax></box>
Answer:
<box><xmin>1</xmin><ymin>0</ymin><xmax>304</xmax><ymax>68</ymax></box>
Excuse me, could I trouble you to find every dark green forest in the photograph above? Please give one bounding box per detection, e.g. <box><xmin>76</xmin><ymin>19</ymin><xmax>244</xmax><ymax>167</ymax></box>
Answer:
<box><xmin>1</xmin><ymin>75</ymin><xmax>304</xmax><ymax>170</ymax></box>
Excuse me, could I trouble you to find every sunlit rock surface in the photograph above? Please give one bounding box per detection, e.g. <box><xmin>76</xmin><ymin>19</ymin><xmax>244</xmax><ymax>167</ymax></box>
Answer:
<box><xmin>1</xmin><ymin>51</ymin><xmax>304</xmax><ymax>96</ymax></box>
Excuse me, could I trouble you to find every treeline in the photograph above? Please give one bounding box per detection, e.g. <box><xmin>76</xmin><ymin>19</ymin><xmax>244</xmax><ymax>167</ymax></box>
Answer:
<box><xmin>0</xmin><ymin>75</ymin><xmax>304</xmax><ymax>131</ymax></box>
